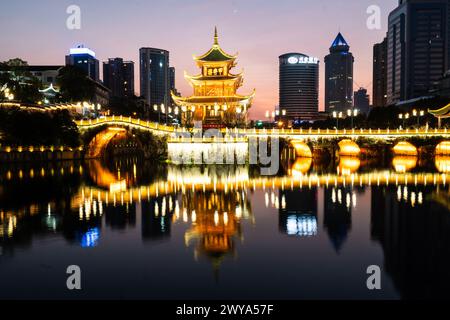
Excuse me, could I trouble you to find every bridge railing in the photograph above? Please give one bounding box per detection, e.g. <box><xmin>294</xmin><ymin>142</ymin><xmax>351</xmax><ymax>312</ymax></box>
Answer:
<box><xmin>75</xmin><ymin>117</ymin><xmax>450</xmax><ymax>137</ymax></box>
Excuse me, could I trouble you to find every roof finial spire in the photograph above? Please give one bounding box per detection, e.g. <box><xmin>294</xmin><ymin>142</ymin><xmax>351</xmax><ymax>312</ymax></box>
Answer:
<box><xmin>214</xmin><ymin>26</ymin><xmax>219</xmax><ymax>45</ymax></box>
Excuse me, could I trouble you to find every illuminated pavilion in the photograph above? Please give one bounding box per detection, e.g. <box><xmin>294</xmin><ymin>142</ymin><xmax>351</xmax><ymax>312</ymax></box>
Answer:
<box><xmin>171</xmin><ymin>27</ymin><xmax>255</xmax><ymax>128</ymax></box>
<box><xmin>429</xmin><ymin>103</ymin><xmax>450</xmax><ymax>128</ymax></box>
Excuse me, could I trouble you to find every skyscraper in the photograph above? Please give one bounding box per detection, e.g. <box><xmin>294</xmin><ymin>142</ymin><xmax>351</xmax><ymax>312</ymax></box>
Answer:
<box><xmin>103</xmin><ymin>58</ymin><xmax>134</xmax><ymax>98</ymax></box>
<box><xmin>169</xmin><ymin>66</ymin><xmax>176</xmax><ymax>92</ymax></box>
<box><xmin>139</xmin><ymin>48</ymin><xmax>170</xmax><ymax>108</ymax></box>
<box><xmin>354</xmin><ymin>88</ymin><xmax>370</xmax><ymax>115</ymax></box>
<box><xmin>373</xmin><ymin>37</ymin><xmax>388</xmax><ymax>107</ymax></box>
<box><xmin>387</xmin><ymin>0</ymin><xmax>450</xmax><ymax>105</ymax></box>
<box><xmin>65</xmin><ymin>45</ymin><xmax>99</xmax><ymax>81</ymax></box>
<box><xmin>279</xmin><ymin>53</ymin><xmax>319</xmax><ymax>121</ymax></box>
<box><xmin>324</xmin><ymin>33</ymin><xmax>354</xmax><ymax>114</ymax></box>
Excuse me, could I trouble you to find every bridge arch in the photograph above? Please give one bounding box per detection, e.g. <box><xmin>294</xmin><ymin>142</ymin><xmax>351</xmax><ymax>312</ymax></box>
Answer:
<box><xmin>436</xmin><ymin>141</ymin><xmax>450</xmax><ymax>155</ymax></box>
<box><xmin>290</xmin><ymin>140</ymin><xmax>312</xmax><ymax>158</ymax></box>
<box><xmin>85</xmin><ymin>127</ymin><xmax>137</xmax><ymax>159</ymax></box>
<box><xmin>338</xmin><ymin>140</ymin><xmax>360</xmax><ymax>156</ymax></box>
<box><xmin>393</xmin><ymin>141</ymin><xmax>418</xmax><ymax>156</ymax></box>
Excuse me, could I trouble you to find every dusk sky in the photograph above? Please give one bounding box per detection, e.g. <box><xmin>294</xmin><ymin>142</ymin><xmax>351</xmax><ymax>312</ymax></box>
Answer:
<box><xmin>1</xmin><ymin>0</ymin><xmax>396</xmax><ymax>119</ymax></box>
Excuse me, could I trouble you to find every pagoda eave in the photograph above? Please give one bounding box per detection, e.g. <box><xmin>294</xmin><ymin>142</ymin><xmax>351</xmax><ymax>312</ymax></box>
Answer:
<box><xmin>171</xmin><ymin>93</ymin><xmax>254</xmax><ymax>107</ymax></box>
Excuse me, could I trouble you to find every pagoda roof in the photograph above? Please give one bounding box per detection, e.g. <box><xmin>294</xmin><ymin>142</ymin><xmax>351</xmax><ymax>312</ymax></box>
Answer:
<box><xmin>429</xmin><ymin>103</ymin><xmax>450</xmax><ymax>118</ymax></box>
<box><xmin>193</xmin><ymin>27</ymin><xmax>237</xmax><ymax>62</ymax></box>
<box><xmin>171</xmin><ymin>90</ymin><xmax>255</xmax><ymax>106</ymax></box>
<box><xmin>185</xmin><ymin>71</ymin><xmax>243</xmax><ymax>82</ymax></box>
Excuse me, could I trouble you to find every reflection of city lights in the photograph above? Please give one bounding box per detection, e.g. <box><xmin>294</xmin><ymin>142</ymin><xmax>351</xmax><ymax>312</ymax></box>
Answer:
<box><xmin>346</xmin><ymin>193</ymin><xmax>351</xmax><ymax>209</ymax></box>
<box><xmin>214</xmin><ymin>211</ymin><xmax>219</xmax><ymax>225</ymax></box>
<box><xmin>155</xmin><ymin>202</ymin><xmax>159</xmax><ymax>216</ymax></box>
<box><xmin>80</xmin><ymin>228</ymin><xmax>100</xmax><ymax>248</ymax></box>
<box><xmin>281</xmin><ymin>195</ymin><xmax>286</xmax><ymax>210</ymax></box>
<box><xmin>286</xmin><ymin>215</ymin><xmax>317</xmax><ymax>237</ymax></box>
<box><xmin>411</xmin><ymin>192</ymin><xmax>416</xmax><ymax>207</ymax></box>
<box><xmin>418</xmin><ymin>192</ymin><xmax>423</xmax><ymax>205</ymax></box>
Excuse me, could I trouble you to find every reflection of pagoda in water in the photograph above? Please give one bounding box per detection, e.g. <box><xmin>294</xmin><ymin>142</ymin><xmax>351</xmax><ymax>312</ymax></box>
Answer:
<box><xmin>183</xmin><ymin>188</ymin><xmax>251</xmax><ymax>277</ymax></box>
<box><xmin>172</xmin><ymin>28</ymin><xmax>255</xmax><ymax>128</ymax></box>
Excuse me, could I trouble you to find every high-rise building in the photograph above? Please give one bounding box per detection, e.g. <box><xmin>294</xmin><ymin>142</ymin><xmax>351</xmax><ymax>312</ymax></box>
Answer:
<box><xmin>354</xmin><ymin>87</ymin><xmax>370</xmax><ymax>115</ymax></box>
<box><xmin>65</xmin><ymin>45</ymin><xmax>99</xmax><ymax>81</ymax></box>
<box><xmin>139</xmin><ymin>48</ymin><xmax>170</xmax><ymax>108</ymax></box>
<box><xmin>103</xmin><ymin>58</ymin><xmax>134</xmax><ymax>98</ymax></box>
<box><xmin>387</xmin><ymin>0</ymin><xmax>450</xmax><ymax>105</ymax></box>
<box><xmin>169</xmin><ymin>67</ymin><xmax>176</xmax><ymax>92</ymax></box>
<box><xmin>324</xmin><ymin>33</ymin><xmax>354</xmax><ymax>113</ymax></box>
<box><xmin>279</xmin><ymin>53</ymin><xmax>319</xmax><ymax>121</ymax></box>
<box><xmin>373</xmin><ymin>37</ymin><xmax>388</xmax><ymax>107</ymax></box>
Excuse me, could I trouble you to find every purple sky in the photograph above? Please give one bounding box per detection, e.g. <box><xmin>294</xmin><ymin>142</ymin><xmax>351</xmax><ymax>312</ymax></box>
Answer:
<box><xmin>0</xmin><ymin>0</ymin><xmax>396</xmax><ymax>119</ymax></box>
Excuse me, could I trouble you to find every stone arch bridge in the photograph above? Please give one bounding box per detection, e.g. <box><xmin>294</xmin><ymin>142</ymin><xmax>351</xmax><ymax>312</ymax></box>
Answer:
<box><xmin>75</xmin><ymin>116</ymin><xmax>450</xmax><ymax>159</ymax></box>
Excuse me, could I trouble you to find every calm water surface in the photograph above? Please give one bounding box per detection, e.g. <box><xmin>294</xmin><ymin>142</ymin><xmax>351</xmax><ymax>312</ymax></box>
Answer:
<box><xmin>1</xmin><ymin>156</ymin><xmax>450</xmax><ymax>300</ymax></box>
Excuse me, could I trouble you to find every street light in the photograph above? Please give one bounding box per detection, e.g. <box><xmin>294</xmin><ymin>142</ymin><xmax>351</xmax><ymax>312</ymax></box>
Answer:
<box><xmin>333</xmin><ymin>111</ymin><xmax>343</xmax><ymax>129</ymax></box>
<box><xmin>412</xmin><ymin>109</ymin><xmax>425</xmax><ymax>127</ymax></box>
<box><xmin>399</xmin><ymin>113</ymin><xmax>410</xmax><ymax>129</ymax></box>
<box><xmin>347</xmin><ymin>109</ymin><xmax>358</xmax><ymax>129</ymax></box>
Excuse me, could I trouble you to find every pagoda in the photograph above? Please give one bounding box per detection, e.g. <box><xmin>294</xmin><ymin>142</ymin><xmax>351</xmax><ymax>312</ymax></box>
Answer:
<box><xmin>171</xmin><ymin>27</ymin><xmax>255</xmax><ymax>128</ymax></box>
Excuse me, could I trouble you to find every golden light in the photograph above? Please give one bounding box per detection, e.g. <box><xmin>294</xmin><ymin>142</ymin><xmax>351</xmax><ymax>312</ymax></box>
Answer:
<box><xmin>436</xmin><ymin>156</ymin><xmax>450</xmax><ymax>173</ymax></box>
<box><xmin>338</xmin><ymin>139</ymin><xmax>360</xmax><ymax>156</ymax></box>
<box><xmin>392</xmin><ymin>156</ymin><xmax>417</xmax><ymax>173</ymax></box>
<box><xmin>291</xmin><ymin>140</ymin><xmax>312</xmax><ymax>158</ymax></box>
<box><xmin>338</xmin><ymin>156</ymin><xmax>361</xmax><ymax>175</ymax></box>
<box><xmin>290</xmin><ymin>158</ymin><xmax>313</xmax><ymax>176</ymax></box>
<box><xmin>435</xmin><ymin>141</ymin><xmax>450</xmax><ymax>155</ymax></box>
<box><xmin>393</xmin><ymin>141</ymin><xmax>418</xmax><ymax>156</ymax></box>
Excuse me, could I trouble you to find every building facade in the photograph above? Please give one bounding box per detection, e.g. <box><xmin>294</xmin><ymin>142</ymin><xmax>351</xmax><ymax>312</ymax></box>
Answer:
<box><xmin>172</xmin><ymin>28</ymin><xmax>255</xmax><ymax>128</ymax></box>
<box><xmin>103</xmin><ymin>58</ymin><xmax>134</xmax><ymax>98</ymax></box>
<box><xmin>324</xmin><ymin>33</ymin><xmax>354</xmax><ymax>113</ymax></box>
<box><xmin>65</xmin><ymin>45</ymin><xmax>99</xmax><ymax>81</ymax></box>
<box><xmin>0</xmin><ymin>65</ymin><xmax>63</xmax><ymax>88</ymax></box>
<box><xmin>139</xmin><ymin>47</ymin><xmax>170</xmax><ymax>108</ymax></box>
<box><xmin>387</xmin><ymin>0</ymin><xmax>450</xmax><ymax>105</ymax></box>
<box><xmin>279</xmin><ymin>53</ymin><xmax>319</xmax><ymax>121</ymax></box>
<box><xmin>354</xmin><ymin>87</ymin><xmax>370</xmax><ymax>115</ymax></box>
<box><xmin>373</xmin><ymin>37</ymin><xmax>388</xmax><ymax>107</ymax></box>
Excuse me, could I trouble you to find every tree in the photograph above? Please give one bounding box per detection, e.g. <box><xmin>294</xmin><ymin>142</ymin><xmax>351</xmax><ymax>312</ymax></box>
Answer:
<box><xmin>0</xmin><ymin>58</ymin><xmax>43</xmax><ymax>103</ymax></box>
<box><xmin>57</xmin><ymin>65</ymin><xmax>95</xmax><ymax>102</ymax></box>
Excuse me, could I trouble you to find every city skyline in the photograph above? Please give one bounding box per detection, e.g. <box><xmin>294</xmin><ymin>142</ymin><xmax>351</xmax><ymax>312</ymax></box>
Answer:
<box><xmin>0</xmin><ymin>0</ymin><xmax>396</xmax><ymax>119</ymax></box>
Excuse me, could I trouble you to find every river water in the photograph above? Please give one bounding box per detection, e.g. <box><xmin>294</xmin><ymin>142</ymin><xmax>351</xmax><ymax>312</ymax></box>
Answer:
<box><xmin>1</xmin><ymin>156</ymin><xmax>450</xmax><ymax>299</ymax></box>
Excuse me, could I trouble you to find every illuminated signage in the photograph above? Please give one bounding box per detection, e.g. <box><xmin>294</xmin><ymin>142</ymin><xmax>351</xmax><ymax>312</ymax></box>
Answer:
<box><xmin>70</xmin><ymin>47</ymin><xmax>96</xmax><ymax>57</ymax></box>
<box><xmin>288</xmin><ymin>56</ymin><xmax>318</xmax><ymax>65</ymax></box>
<box><xmin>288</xmin><ymin>57</ymin><xmax>299</xmax><ymax>64</ymax></box>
